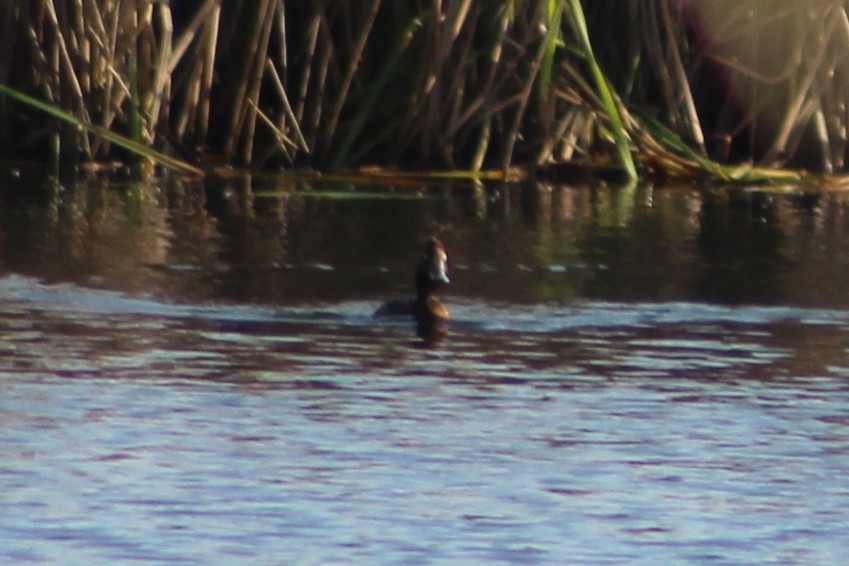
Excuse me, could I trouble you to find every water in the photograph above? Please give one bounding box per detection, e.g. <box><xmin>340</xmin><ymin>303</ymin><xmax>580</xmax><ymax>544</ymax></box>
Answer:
<box><xmin>1</xmin><ymin>170</ymin><xmax>849</xmax><ymax>563</ymax></box>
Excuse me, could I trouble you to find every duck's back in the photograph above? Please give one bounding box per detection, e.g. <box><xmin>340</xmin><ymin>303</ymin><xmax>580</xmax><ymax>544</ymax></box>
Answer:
<box><xmin>374</xmin><ymin>298</ymin><xmax>415</xmax><ymax>318</ymax></box>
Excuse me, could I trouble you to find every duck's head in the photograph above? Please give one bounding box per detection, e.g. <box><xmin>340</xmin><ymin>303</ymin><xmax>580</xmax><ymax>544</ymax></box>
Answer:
<box><xmin>415</xmin><ymin>237</ymin><xmax>450</xmax><ymax>296</ymax></box>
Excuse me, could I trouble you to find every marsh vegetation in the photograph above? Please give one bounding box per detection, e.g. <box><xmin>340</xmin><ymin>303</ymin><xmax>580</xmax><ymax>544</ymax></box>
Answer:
<box><xmin>1</xmin><ymin>1</ymin><xmax>849</xmax><ymax>182</ymax></box>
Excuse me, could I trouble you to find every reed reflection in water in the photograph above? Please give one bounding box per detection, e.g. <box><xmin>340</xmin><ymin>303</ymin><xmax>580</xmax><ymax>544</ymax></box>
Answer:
<box><xmin>0</xmin><ymin>169</ymin><xmax>844</xmax><ymax>310</ymax></box>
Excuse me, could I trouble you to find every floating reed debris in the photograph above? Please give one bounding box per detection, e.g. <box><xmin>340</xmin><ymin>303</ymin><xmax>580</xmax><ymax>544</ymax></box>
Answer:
<box><xmin>1</xmin><ymin>1</ymin><xmax>849</xmax><ymax>180</ymax></box>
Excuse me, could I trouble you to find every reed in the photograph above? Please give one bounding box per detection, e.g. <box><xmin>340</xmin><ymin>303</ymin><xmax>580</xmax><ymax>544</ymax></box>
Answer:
<box><xmin>0</xmin><ymin>1</ymin><xmax>848</xmax><ymax>179</ymax></box>
<box><xmin>0</xmin><ymin>83</ymin><xmax>201</xmax><ymax>175</ymax></box>
<box><xmin>565</xmin><ymin>0</ymin><xmax>637</xmax><ymax>181</ymax></box>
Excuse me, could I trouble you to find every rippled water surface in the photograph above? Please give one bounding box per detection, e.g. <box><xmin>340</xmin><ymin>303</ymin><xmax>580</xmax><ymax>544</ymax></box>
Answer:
<box><xmin>2</xmin><ymin>171</ymin><xmax>849</xmax><ymax>563</ymax></box>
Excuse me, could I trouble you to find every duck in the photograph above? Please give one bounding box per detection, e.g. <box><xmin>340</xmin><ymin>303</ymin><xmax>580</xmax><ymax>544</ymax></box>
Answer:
<box><xmin>374</xmin><ymin>237</ymin><xmax>451</xmax><ymax>329</ymax></box>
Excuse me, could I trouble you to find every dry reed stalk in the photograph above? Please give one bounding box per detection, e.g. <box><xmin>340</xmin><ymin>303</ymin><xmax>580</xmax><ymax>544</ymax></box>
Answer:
<box><xmin>818</xmin><ymin>2</ymin><xmax>849</xmax><ymax>171</ymax></box>
<box><xmin>435</xmin><ymin>0</ymin><xmax>476</xmax><ymax>146</ymax></box>
<box><xmin>481</xmin><ymin>4</ymin><xmax>513</xmax><ymax>94</ymax></box>
<box><xmin>500</xmin><ymin>3</ymin><xmax>553</xmax><ymax>169</ymax></box>
<box><xmin>241</xmin><ymin>0</ymin><xmax>278</xmax><ymax>164</ymax></box>
<box><xmin>437</xmin><ymin>3</ymin><xmax>515</xmax><ymax>165</ymax></box>
<box><xmin>323</xmin><ymin>0</ymin><xmax>382</xmax><ymax>148</ymax></box>
<box><xmin>813</xmin><ymin>108</ymin><xmax>832</xmax><ymax>173</ymax></box>
<box><xmin>173</xmin><ymin>40</ymin><xmax>202</xmax><ymax>141</ymax></box>
<box><xmin>198</xmin><ymin>3</ymin><xmax>220</xmax><ymax>143</ymax></box>
<box><xmin>222</xmin><ymin>0</ymin><xmax>275</xmax><ymax>163</ymax></box>
<box><xmin>274</xmin><ymin>5</ymin><xmax>287</xmax><ymax>80</ymax></box>
<box><xmin>167</xmin><ymin>0</ymin><xmax>218</xmax><ymax>75</ymax></box>
<box><xmin>763</xmin><ymin>11</ymin><xmax>836</xmax><ymax>164</ymax></box>
<box><xmin>471</xmin><ymin>116</ymin><xmax>491</xmax><ymax>172</ymax></box>
<box><xmin>70</xmin><ymin>0</ymin><xmax>89</xmax><ymax>94</ymax></box>
<box><xmin>559</xmin><ymin>112</ymin><xmax>589</xmax><ymax>162</ymax></box>
<box><xmin>250</xmin><ymin>98</ymin><xmax>295</xmax><ymax>155</ymax></box>
<box><xmin>96</xmin><ymin>1</ymin><xmax>142</xmax><ymax>151</ymax></box>
<box><xmin>293</xmin><ymin>11</ymin><xmax>321</xmax><ymax>126</ymax></box>
<box><xmin>423</xmin><ymin>0</ymin><xmax>473</xmax><ymax>148</ymax></box>
<box><xmin>443</xmin><ymin>4</ymin><xmax>480</xmax><ymax>165</ymax></box>
<box><xmin>147</xmin><ymin>2</ymin><xmax>172</xmax><ymax>137</ymax></box>
<box><xmin>537</xmin><ymin>105</ymin><xmax>581</xmax><ymax>163</ymax></box>
<box><xmin>82</xmin><ymin>0</ymin><xmax>111</xmax><ymax>122</ymax></box>
<box><xmin>99</xmin><ymin>0</ymin><xmax>120</xmax><ymax>141</ymax></box>
<box><xmin>137</xmin><ymin>1</ymin><xmax>155</xmax><ymax>116</ymax></box>
<box><xmin>169</xmin><ymin>0</ymin><xmax>218</xmax><ymax>141</ymax></box>
<box><xmin>660</xmin><ymin>1</ymin><xmax>705</xmax><ymax>153</ymax></box>
<box><xmin>307</xmin><ymin>15</ymin><xmax>333</xmax><ymax>154</ymax></box>
<box><xmin>265</xmin><ymin>59</ymin><xmax>309</xmax><ymax>155</ymax></box>
<box><xmin>404</xmin><ymin>1</ymin><xmax>476</xmax><ymax>157</ymax></box>
<box><xmin>23</xmin><ymin>15</ymin><xmax>54</xmax><ymax>102</ymax></box>
<box><xmin>44</xmin><ymin>0</ymin><xmax>91</xmax><ymax>149</ymax></box>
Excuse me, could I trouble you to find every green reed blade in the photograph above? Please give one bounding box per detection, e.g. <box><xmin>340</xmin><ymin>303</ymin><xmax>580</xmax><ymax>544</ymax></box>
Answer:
<box><xmin>538</xmin><ymin>0</ymin><xmax>563</xmax><ymax>100</ymax></box>
<box><xmin>566</xmin><ymin>0</ymin><xmax>637</xmax><ymax>182</ymax></box>
<box><xmin>0</xmin><ymin>83</ymin><xmax>202</xmax><ymax>176</ymax></box>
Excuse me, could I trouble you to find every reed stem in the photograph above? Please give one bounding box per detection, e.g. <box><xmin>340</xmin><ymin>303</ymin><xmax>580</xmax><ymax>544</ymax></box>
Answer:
<box><xmin>0</xmin><ymin>0</ymin><xmax>846</xmax><ymax>178</ymax></box>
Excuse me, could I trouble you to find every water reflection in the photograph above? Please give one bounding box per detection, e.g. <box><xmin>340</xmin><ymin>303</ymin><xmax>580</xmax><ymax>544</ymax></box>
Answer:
<box><xmin>1</xmin><ymin>168</ymin><xmax>848</xmax><ymax>311</ymax></box>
